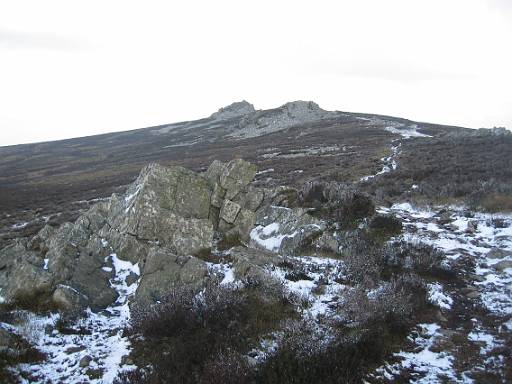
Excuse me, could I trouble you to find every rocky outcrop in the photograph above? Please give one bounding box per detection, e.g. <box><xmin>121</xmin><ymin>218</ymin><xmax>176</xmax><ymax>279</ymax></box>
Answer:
<box><xmin>0</xmin><ymin>158</ymin><xmax>268</xmax><ymax>311</ymax></box>
<box><xmin>229</xmin><ymin>101</ymin><xmax>338</xmax><ymax>139</ymax></box>
<box><xmin>205</xmin><ymin>158</ymin><xmax>261</xmax><ymax>242</ymax></box>
<box><xmin>210</xmin><ymin>101</ymin><xmax>256</xmax><ymax>120</ymax></box>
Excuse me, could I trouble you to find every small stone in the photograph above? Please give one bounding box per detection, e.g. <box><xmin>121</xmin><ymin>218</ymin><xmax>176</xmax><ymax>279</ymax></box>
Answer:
<box><xmin>125</xmin><ymin>272</ymin><xmax>139</xmax><ymax>287</ymax></box>
<box><xmin>466</xmin><ymin>291</ymin><xmax>480</xmax><ymax>299</ymax></box>
<box><xmin>466</xmin><ymin>220</ymin><xmax>478</xmax><ymax>233</ymax></box>
<box><xmin>65</xmin><ymin>346</ymin><xmax>86</xmax><ymax>354</ymax></box>
<box><xmin>79</xmin><ymin>355</ymin><xmax>92</xmax><ymax>368</ymax></box>
<box><xmin>438</xmin><ymin>212</ymin><xmax>453</xmax><ymax>225</ymax></box>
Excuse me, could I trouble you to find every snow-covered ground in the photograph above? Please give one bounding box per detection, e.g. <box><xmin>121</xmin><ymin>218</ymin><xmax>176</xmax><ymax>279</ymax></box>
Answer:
<box><xmin>372</xmin><ymin>202</ymin><xmax>512</xmax><ymax>382</ymax></box>
<box><xmin>5</xmin><ymin>198</ymin><xmax>511</xmax><ymax>383</ymax></box>
<box><xmin>6</xmin><ymin>250</ymin><xmax>140</xmax><ymax>383</ymax></box>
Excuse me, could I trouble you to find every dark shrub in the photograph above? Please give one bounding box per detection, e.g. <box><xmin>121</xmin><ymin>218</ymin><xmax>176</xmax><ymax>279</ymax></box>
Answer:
<box><xmin>255</xmin><ymin>321</ymin><xmax>389</xmax><ymax>384</ymax></box>
<box><xmin>334</xmin><ymin>191</ymin><xmax>375</xmax><ymax>228</ymax></box>
<box><xmin>368</xmin><ymin>214</ymin><xmax>402</xmax><ymax>239</ymax></box>
<box><xmin>383</xmin><ymin>241</ymin><xmax>445</xmax><ymax>277</ymax></box>
<box><xmin>199</xmin><ymin>349</ymin><xmax>253</xmax><ymax>384</ymax></box>
<box><xmin>121</xmin><ymin>280</ymin><xmax>295</xmax><ymax>384</ymax></box>
<box><xmin>342</xmin><ymin>233</ymin><xmax>383</xmax><ymax>286</ymax></box>
<box><xmin>299</xmin><ymin>182</ymin><xmax>375</xmax><ymax>228</ymax></box>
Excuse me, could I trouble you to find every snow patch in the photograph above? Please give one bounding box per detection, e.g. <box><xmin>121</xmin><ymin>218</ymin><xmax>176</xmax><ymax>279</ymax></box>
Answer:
<box><xmin>427</xmin><ymin>283</ymin><xmax>453</xmax><ymax>309</ymax></box>
<box><xmin>385</xmin><ymin>125</ymin><xmax>432</xmax><ymax>138</ymax></box>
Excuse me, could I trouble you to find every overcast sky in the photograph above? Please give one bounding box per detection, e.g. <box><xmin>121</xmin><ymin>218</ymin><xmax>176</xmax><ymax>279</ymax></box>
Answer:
<box><xmin>1</xmin><ymin>0</ymin><xmax>511</xmax><ymax>146</ymax></box>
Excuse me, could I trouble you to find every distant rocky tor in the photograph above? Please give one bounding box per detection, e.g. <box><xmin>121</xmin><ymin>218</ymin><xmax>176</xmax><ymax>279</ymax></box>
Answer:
<box><xmin>0</xmin><ymin>159</ymin><xmax>322</xmax><ymax>311</ymax></box>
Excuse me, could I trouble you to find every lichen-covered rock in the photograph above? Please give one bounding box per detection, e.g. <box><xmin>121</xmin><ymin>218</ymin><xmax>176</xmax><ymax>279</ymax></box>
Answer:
<box><xmin>232</xmin><ymin>185</ymin><xmax>265</xmax><ymax>212</ymax></box>
<box><xmin>0</xmin><ymin>242</ymin><xmax>53</xmax><ymax>304</ymax></box>
<box><xmin>205</xmin><ymin>160</ymin><xmax>227</xmax><ymax>186</ymax></box>
<box><xmin>107</xmin><ymin>231</ymin><xmax>149</xmax><ymax>265</ymax></box>
<box><xmin>135</xmin><ymin>248</ymin><xmax>207</xmax><ymax>304</ymax></box>
<box><xmin>108</xmin><ymin>163</ymin><xmax>213</xmax><ymax>256</ymax></box>
<box><xmin>220</xmin><ymin>200</ymin><xmax>241</xmax><ymax>224</ymax></box>
<box><xmin>69</xmin><ymin>250</ymin><xmax>117</xmax><ymax>310</ymax></box>
<box><xmin>0</xmin><ymin>159</ymin><xmax>261</xmax><ymax>313</ymax></box>
<box><xmin>220</xmin><ymin>159</ymin><xmax>257</xmax><ymax>200</ymax></box>
<box><xmin>229</xmin><ymin>209</ymin><xmax>256</xmax><ymax>242</ymax></box>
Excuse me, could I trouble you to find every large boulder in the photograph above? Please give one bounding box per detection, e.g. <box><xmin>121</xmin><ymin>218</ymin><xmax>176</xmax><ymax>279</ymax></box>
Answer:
<box><xmin>107</xmin><ymin>163</ymin><xmax>214</xmax><ymax>257</ymax></box>
<box><xmin>135</xmin><ymin>248</ymin><xmax>208</xmax><ymax>304</ymax></box>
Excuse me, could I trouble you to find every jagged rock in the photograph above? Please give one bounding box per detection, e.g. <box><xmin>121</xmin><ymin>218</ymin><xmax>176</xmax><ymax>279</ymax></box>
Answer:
<box><xmin>211</xmin><ymin>183</ymin><xmax>226</xmax><ymax>208</ymax></box>
<box><xmin>69</xmin><ymin>250</ymin><xmax>117</xmax><ymax>311</ymax></box>
<box><xmin>220</xmin><ymin>159</ymin><xmax>257</xmax><ymax>200</ymax></box>
<box><xmin>82</xmin><ymin>202</ymin><xmax>109</xmax><ymax>232</ymax></box>
<box><xmin>46</xmin><ymin>222</ymin><xmax>90</xmax><ymax>282</ymax></box>
<box><xmin>107</xmin><ymin>163</ymin><xmax>214</xmax><ymax>256</ymax></box>
<box><xmin>271</xmin><ymin>186</ymin><xmax>300</xmax><ymax>208</ymax></box>
<box><xmin>1</xmin><ymin>159</ymin><xmax>263</xmax><ymax>313</ymax></box>
<box><xmin>230</xmin><ymin>209</ymin><xmax>256</xmax><ymax>242</ymax></box>
<box><xmin>232</xmin><ymin>185</ymin><xmax>265</xmax><ymax>211</ymax></box>
<box><xmin>28</xmin><ymin>224</ymin><xmax>55</xmax><ymax>253</ymax></box>
<box><xmin>135</xmin><ymin>248</ymin><xmax>208</xmax><ymax>304</ymax></box>
<box><xmin>205</xmin><ymin>160</ymin><xmax>226</xmax><ymax>186</ymax></box>
<box><xmin>232</xmin><ymin>101</ymin><xmax>335</xmax><ymax>139</ymax></box>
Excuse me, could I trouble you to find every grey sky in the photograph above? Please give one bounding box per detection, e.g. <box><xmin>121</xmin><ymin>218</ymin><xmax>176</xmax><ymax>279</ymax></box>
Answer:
<box><xmin>1</xmin><ymin>0</ymin><xmax>511</xmax><ymax>146</ymax></box>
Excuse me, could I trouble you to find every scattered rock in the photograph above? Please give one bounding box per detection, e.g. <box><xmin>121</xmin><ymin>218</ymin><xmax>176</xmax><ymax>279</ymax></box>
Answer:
<box><xmin>438</xmin><ymin>212</ymin><xmax>453</xmax><ymax>225</ymax></box>
<box><xmin>79</xmin><ymin>355</ymin><xmax>92</xmax><ymax>368</ymax></box>
<box><xmin>492</xmin><ymin>260</ymin><xmax>512</xmax><ymax>272</ymax></box>
<box><xmin>65</xmin><ymin>345</ymin><xmax>86</xmax><ymax>354</ymax></box>
<box><xmin>466</xmin><ymin>220</ymin><xmax>478</xmax><ymax>233</ymax></box>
